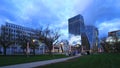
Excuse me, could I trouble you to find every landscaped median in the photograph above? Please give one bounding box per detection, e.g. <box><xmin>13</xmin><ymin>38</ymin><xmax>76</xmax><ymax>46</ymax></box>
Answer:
<box><xmin>0</xmin><ymin>54</ymin><xmax>68</xmax><ymax>67</ymax></box>
<box><xmin>35</xmin><ymin>53</ymin><xmax>120</xmax><ymax>68</ymax></box>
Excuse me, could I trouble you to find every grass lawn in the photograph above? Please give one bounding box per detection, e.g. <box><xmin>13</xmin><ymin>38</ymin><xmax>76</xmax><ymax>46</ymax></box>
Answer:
<box><xmin>35</xmin><ymin>53</ymin><xmax>120</xmax><ymax>68</ymax></box>
<box><xmin>0</xmin><ymin>54</ymin><xmax>67</xmax><ymax>66</ymax></box>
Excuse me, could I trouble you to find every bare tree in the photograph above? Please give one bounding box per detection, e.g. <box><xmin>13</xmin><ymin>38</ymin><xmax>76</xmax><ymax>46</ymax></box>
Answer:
<box><xmin>115</xmin><ymin>40</ymin><xmax>120</xmax><ymax>52</ymax></box>
<box><xmin>30</xmin><ymin>28</ymin><xmax>43</xmax><ymax>55</ymax></box>
<box><xmin>100</xmin><ymin>37</ymin><xmax>110</xmax><ymax>53</ymax></box>
<box><xmin>39</xmin><ymin>27</ymin><xmax>61</xmax><ymax>55</ymax></box>
<box><xmin>111</xmin><ymin>36</ymin><xmax>120</xmax><ymax>53</ymax></box>
<box><xmin>0</xmin><ymin>26</ymin><xmax>14</xmax><ymax>55</ymax></box>
<box><xmin>16</xmin><ymin>29</ymin><xmax>31</xmax><ymax>55</ymax></box>
<box><xmin>16</xmin><ymin>29</ymin><xmax>41</xmax><ymax>55</ymax></box>
<box><xmin>30</xmin><ymin>39</ymin><xmax>39</xmax><ymax>55</ymax></box>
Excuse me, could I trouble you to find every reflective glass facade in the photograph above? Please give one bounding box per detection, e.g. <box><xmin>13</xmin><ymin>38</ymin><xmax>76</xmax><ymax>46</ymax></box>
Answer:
<box><xmin>68</xmin><ymin>14</ymin><xmax>90</xmax><ymax>50</ymax></box>
<box><xmin>86</xmin><ymin>26</ymin><xmax>99</xmax><ymax>50</ymax></box>
<box><xmin>68</xmin><ymin>14</ymin><xmax>85</xmax><ymax>36</ymax></box>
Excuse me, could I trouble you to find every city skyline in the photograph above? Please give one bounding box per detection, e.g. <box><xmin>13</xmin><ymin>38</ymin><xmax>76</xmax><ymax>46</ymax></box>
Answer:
<box><xmin>0</xmin><ymin>0</ymin><xmax>120</xmax><ymax>39</ymax></box>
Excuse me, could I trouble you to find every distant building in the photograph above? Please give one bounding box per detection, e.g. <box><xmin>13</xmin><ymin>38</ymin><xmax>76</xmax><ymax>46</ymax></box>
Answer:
<box><xmin>86</xmin><ymin>25</ymin><xmax>99</xmax><ymax>52</ymax></box>
<box><xmin>108</xmin><ymin>30</ymin><xmax>120</xmax><ymax>37</ymax></box>
<box><xmin>68</xmin><ymin>14</ymin><xmax>90</xmax><ymax>53</ymax></box>
<box><xmin>1</xmin><ymin>22</ymin><xmax>37</xmax><ymax>41</ymax></box>
<box><xmin>52</xmin><ymin>40</ymin><xmax>69</xmax><ymax>54</ymax></box>
<box><xmin>0</xmin><ymin>22</ymin><xmax>45</xmax><ymax>55</ymax></box>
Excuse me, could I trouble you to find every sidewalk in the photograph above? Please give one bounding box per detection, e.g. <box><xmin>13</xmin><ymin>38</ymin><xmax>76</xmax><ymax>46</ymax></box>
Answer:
<box><xmin>0</xmin><ymin>55</ymin><xmax>81</xmax><ymax>68</ymax></box>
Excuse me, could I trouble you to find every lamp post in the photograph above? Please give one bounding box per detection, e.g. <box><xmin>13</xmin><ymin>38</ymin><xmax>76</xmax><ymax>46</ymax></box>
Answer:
<box><xmin>32</xmin><ymin>39</ymin><xmax>37</xmax><ymax>55</ymax></box>
<box><xmin>32</xmin><ymin>39</ymin><xmax>44</xmax><ymax>54</ymax></box>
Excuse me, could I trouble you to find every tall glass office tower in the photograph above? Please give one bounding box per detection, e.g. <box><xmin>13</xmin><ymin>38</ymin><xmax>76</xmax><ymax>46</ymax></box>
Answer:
<box><xmin>68</xmin><ymin>14</ymin><xmax>85</xmax><ymax>36</ymax></box>
<box><xmin>68</xmin><ymin>14</ymin><xmax>90</xmax><ymax>51</ymax></box>
<box><xmin>86</xmin><ymin>25</ymin><xmax>99</xmax><ymax>52</ymax></box>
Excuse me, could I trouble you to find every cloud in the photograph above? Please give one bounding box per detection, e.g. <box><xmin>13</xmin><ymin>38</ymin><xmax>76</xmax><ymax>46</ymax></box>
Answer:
<box><xmin>97</xmin><ymin>18</ymin><xmax>120</xmax><ymax>37</ymax></box>
<box><xmin>74</xmin><ymin>0</ymin><xmax>120</xmax><ymax>37</ymax></box>
<box><xmin>69</xmin><ymin>35</ymin><xmax>81</xmax><ymax>45</ymax></box>
<box><xmin>1</xmin><ymin>0</ymin><xmax>120</xmax><ymax>38</ymax></box>
<box><xmin>82</xmin><ymin>0</ymin><xmax>120</xmax><ymax>25</ymax></box>
<box><xmin>0</xmin><ymin>0</ymin><xmax>61</xmax><ymax>28</ymax></box>
<box><xmin>0</xmin><ymin>0</ymin><xmax>93</xmax><ymax>30</ymax></box>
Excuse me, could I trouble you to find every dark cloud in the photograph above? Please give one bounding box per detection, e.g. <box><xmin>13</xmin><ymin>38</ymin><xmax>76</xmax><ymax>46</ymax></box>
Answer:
<box><xmin>1</xmin><ymin>0</ymin><xmax>120</xmax><ymax>38</ymax></box>
<box><xmin>82</xmin><ymin>0</ymin><xmax>120</xmax><ymax>24</ymax></box>
<box><xmin>0</xmin><ymin>0</ymin><xmax>61</xmax><ymax>29</ymax></box>
<box><xmin>80</xmin><ymin>0</ymin><xmax>120</xmax><ymax>37</ymax></box>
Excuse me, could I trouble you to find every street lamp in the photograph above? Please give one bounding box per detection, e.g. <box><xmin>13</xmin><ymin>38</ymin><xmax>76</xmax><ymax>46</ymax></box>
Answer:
<box><xmin>32</xmin><ymin>39</ymin><xmax>37</xmax><ymax>43</ymax></box>
<box><xmin>32</xmin><ymin>39</ymin><xmax>45</xmax><ymax>54</ymax></box>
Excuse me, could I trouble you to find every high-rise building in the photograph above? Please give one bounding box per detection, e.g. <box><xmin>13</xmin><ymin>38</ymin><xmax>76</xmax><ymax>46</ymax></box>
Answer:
<box><xmin>68</xmin><ymin>14</ymin><xmax>90</xmax><ymax>53</ymax></box>
<box><xmin>68</xmin><ymin>14</ymin><xmax>85</xmax><ymax>36</ymax></box>
<box><xmin>86</xmin><ymin>25</ymin><xmax>99</xmax><ymax>52</ymax></box>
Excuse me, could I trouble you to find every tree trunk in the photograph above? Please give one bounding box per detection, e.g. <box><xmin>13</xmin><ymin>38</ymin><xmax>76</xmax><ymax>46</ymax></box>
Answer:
<box><xmin>23</xmin><ymin>48</ymin><xmax>26</xmax><ymax>55</ymax></box>
<box><xmin>48</xmin><ymin>45</ymin><xmax>53</xmax><ymax>55</ymax></box>
<box><xmin>48</xmin><ymin>49</ymin><xmax>52</xmax><ymax>55</ymax></box>
<box><xmin>33</xmin><ymin>48</ymin><xmax>36</xmax><ymax>56</ymax></box>
<box><xmin>3</xmin><ymin>47</ymin><xmax>7</xmax><ymax>55</ymax></box>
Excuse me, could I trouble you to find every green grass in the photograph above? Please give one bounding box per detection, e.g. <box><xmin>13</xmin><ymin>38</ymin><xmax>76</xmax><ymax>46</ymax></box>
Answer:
<box><xmin>0</xmin><ymin>54</ymin><xmax>67</xmax><ymax>66</ymax></box>
<box><xmin>36</xmin><ymin>53</ymin><xmax>120</xmax><ymax>68</ymax></box>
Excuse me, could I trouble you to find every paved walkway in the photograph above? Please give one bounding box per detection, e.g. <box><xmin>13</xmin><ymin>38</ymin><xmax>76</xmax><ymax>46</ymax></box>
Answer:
<box><xmin>0</xmin><ymin>55</ymin><xmax>81</xmax><ymax>68</ymax></box>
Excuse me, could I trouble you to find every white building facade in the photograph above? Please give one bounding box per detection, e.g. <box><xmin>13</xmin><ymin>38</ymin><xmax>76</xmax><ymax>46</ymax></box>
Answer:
<box><xmin>0</xmin><ymin>22</ymin><xmax>46</xmax><ymax>55</ymax></box>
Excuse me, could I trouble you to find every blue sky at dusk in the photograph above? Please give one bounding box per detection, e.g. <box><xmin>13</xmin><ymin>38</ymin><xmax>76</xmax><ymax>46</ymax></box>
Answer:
<box><xmin>0</xmin><ymin>0</ymin><xmax>120</xmax><ymax>39</ymax></box>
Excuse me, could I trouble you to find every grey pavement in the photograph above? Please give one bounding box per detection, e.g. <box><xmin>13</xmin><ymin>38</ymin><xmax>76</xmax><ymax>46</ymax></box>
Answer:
<box><xmin>0</xmin><ymin>55</ymin><xmax>81</xmax><ymax>68</ymax></box>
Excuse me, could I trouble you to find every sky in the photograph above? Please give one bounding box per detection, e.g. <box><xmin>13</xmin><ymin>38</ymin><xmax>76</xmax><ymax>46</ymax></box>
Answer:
<box><xmin>0</xmin><ymin>0</ymin><xmax>120</xmax><ymax>39</ymax></box>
